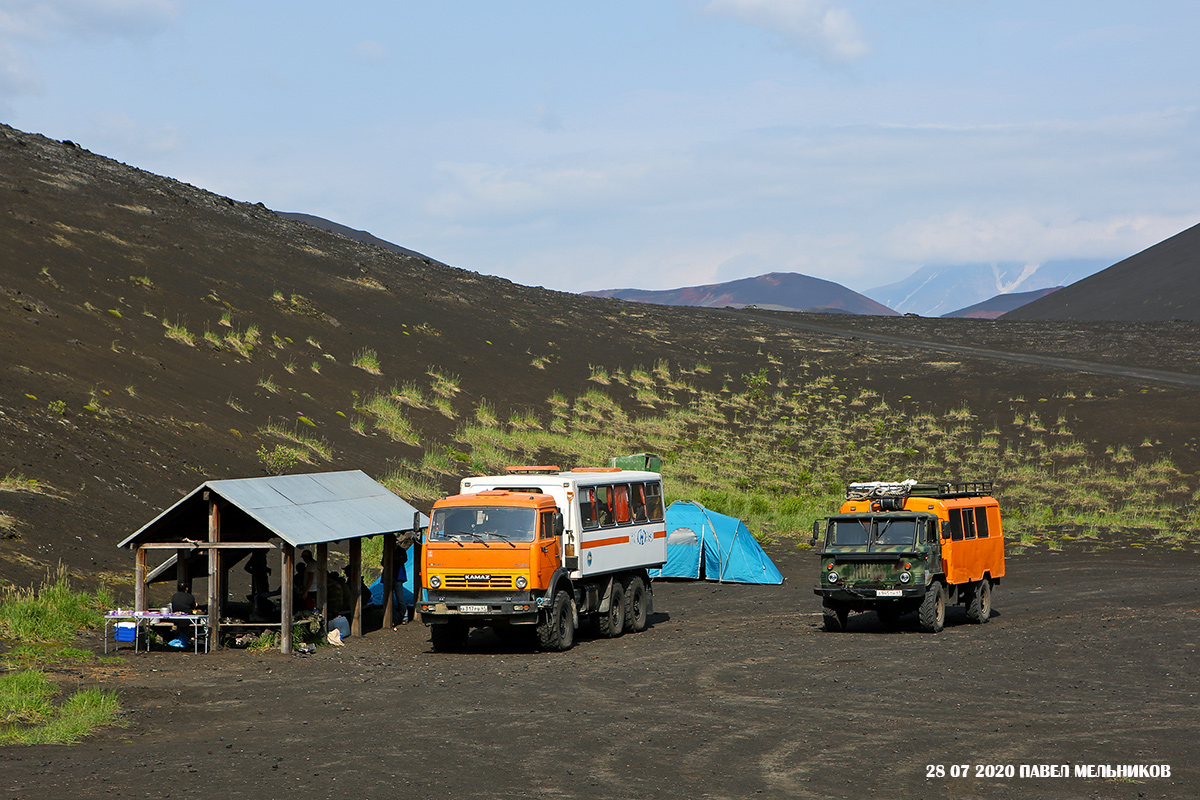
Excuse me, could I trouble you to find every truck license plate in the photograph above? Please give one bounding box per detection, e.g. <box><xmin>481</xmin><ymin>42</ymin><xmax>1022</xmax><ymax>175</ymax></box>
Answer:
<box><xmin>459</xmin><ymin>605</ymin><xmax>488</xmax><ymax>613</ymax></box>
<box><xmin>875</xmin><ymin>589</ymin><xmax>902</xmax><ymax>598</ymax></box>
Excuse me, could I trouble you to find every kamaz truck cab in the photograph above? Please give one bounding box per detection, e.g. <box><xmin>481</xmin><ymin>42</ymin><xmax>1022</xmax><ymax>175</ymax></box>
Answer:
<box><xmin>813</xmin><ymin>480</ymin><xmax>1004</xmax><ymax>633</ymax></box>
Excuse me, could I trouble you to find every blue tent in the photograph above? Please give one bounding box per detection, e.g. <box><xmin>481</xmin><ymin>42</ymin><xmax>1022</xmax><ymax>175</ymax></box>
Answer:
<box><xmin>649</xmin><ymin>501</ymin><xmax>783</xmax><ymax>584</ymax></box>
<box><xmin>368</xmin><ymin>545</ymin><xmax>415</xmax><ymax>608</ymax></box>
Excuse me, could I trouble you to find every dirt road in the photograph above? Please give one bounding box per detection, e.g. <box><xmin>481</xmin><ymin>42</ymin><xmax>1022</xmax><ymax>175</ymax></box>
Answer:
<box><xmin>3</xmin><ymin>544</ymin><xmax>1197</xmax><ymax>800</ymax></box>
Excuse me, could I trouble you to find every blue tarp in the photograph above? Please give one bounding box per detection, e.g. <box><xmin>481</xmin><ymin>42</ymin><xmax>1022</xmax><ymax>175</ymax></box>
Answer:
<box><xmin>649</xmin><ymin>500</ymin><xmax>783</xmax><ymax>584</ymax></box>
<box><xmin>368</xmin><ymin>546</ymin><xmax>415</xmax><ymax>608</ymax></box>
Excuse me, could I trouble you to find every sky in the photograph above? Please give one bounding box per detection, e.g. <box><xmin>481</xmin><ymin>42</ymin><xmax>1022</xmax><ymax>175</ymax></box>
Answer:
<box><xmin>2</xmin><ymin>1</ymin><xmax>1198</xmax><ymax>294</ymax></box>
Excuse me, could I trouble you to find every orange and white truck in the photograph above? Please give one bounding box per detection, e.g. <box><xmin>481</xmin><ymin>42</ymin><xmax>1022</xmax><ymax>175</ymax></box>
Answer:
<box><xmin>417</xmin><ymin>466</ymin><xmax>667</xmax><ymax>651</ymax></box>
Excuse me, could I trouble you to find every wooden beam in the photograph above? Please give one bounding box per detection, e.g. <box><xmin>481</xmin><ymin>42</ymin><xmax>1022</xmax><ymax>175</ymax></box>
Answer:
<box><xmin>138</xmin><ymin>541</ymin><xmax>278</xmax><ymax>550</ymax></box>
<box><xmin>348</xmin><ymin>537</ymin><xmax>362</xmax><ymax>637</ymax></box>
<box><xmin>134</xmin><ymin>547</ymin><xmax>147</xmax><ymax>613</ymax></box>
<box><xmin>316</xmin><ymin>542</ymin><xmax>328</xmax><ymax>630</ymax></box>
<box><xmin>381</xmin><ymin>532</ymin><xmax>396</xmax><ymax>629</ymax></box>
<box><xmin>410</xmin><ymin>511</ymin><xmax>423</xmax><ymax>624</ymax></box>
<box><xmin>207</xmin><ymin>492</ymin><xmax>222</xmax><ymax>650</ymax></box>
<box><xmin>280</xmin><ymin>544</ymin><xmax>294</xmax><ymax>655</ymax></box>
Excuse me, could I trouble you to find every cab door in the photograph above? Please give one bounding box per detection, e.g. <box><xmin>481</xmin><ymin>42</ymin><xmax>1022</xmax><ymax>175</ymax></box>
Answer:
<box><xmin>533</xmin><ymin>509</ymin><xmax>560</xmax><ymax>589</ymax></box>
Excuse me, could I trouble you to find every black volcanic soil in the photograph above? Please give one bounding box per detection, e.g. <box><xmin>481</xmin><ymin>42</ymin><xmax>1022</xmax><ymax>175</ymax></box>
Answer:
<box><xmin>3</xmin><ymin>124</ymin><xmax>1200</xmax><ymax>798</ymax></box>
<box><xmin>3</xmin><ymin>543</ymin><xmax>1197</xmax><ymax>800</ymax></box>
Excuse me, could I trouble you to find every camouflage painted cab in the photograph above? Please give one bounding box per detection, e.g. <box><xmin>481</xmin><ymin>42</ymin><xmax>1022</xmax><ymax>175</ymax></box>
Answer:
<box><xmin>812</xmin><ymin>480</ymin><xmax>1005</xmax><ymax>633</ymax></box>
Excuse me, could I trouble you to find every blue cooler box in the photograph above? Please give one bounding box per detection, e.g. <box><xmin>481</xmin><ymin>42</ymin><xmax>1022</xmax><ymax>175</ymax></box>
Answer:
<box><xmin>114</xmin><ymin>622</ymin><xmax>137</xmax><ymax>642</ymax></box>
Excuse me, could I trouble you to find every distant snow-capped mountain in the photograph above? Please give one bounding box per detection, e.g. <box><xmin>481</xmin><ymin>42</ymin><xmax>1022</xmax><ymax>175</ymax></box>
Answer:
<box><xmin>865</xmin><ymin>259</ymin><xmax>1109</xmax><ymax>317</ymax></box>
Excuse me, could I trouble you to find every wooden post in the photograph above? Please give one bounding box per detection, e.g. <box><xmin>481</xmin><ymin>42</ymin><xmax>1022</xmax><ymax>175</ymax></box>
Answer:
<box><xmin>280</xmin><ymin>544</ymin><xmax>294</xmax><ymax>655</ymax></box>
<box><xmin>410</xmin><ymin>511</ymin><xmax>423</xmax><ymax>621</ymax></box>
<box><xmin>134</xmin><ymin>547</ymin><xmax>147</xmax><ymax>612</ymax></box>
<box><xmin>381</xmin><ymin>532</ymin><xmax>396</xmax><ymax>628</ymax></box>
<box><xmin>348</xmin><ymin>537</ymin><xmax>362</xmax><ymax>637</ymax></box>
<box><xmin>206</xmin><ymin>492</ymin><xmax>222</xmax><ymax>650</ymax></box>
<box><xmin>316</xmin><ymin>542</ymin><xmax>329</xmax><ymax>628</ymax></box>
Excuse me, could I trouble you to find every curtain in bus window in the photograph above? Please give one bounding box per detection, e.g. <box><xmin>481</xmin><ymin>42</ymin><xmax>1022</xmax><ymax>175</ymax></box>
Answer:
<box><xmin>581</xmin><ymin>488</ymin><xmax>599</xmax><ymax>530</ymax></box>
<box><xmin>975</xmin><ymin>506</ymin><xmax>989</xmax><ymax>537</ymax></box>
<box><xmin>631</xmin><ymin>483</ymin><xmax>648</xmax><ymax>521</ymax></box>
<box><xmin>962</xmin><ymin>506</ymin><xmax>977</xmax><ymax>539</ymax></box>
<box><xmin>612</xmin><ymin>485</ymin><xmax>631</xmax><ymax>524</ymax></box>
<box><xmin>948</xmin><ymin>509</ymin><xmax>964</xmax><ymax>541</ymax></box>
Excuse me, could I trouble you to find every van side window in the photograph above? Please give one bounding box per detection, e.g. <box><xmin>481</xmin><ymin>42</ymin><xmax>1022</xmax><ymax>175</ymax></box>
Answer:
<box><xmin>612</xmin><ymin>484</ymin><xmax>631</xmax><ymax>525</ymax></box>
<box><xmin>581</xmin><ymin>488</ymin><xmax>599</xmax><ymax>530</ymax></box>
<box><xmin>948</xmin><ymin>509</ymin><xmax>964</xmax><ymax>541</ymax></box>
<box><xmin>595</xmin><ymin>486</ymin><xmax>612</xmax><ymax>526</ymax></box>
<box><xmin>962</xmin><ymin>506</ymin><xmax>977</xmax><ymax>539</ymax></box>
<box><xmin>644</xmin><ymin>482</ymin><xmax>664</xmax><ymax>521</ymax></box>
<box><xmin>975</xmin><ymin>506</ymin><xmax>989</xmax><ymax>538</ymax></box>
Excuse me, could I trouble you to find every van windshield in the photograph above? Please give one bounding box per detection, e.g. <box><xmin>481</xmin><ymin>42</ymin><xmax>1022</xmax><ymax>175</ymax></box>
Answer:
<box><xmin>829</xmin><ymin>517</ymin><xmax>918</xmax><ymax>548</ymax></box>
<box><xmin>430</xmin><ymin>507</ymin><xmax>537</xmax><ymax>544</ymax></box>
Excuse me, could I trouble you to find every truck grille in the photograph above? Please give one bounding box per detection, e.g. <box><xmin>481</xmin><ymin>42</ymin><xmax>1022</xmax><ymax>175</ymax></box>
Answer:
<box><xmin>837</xmin><ymin>562</ymin><xmax>899</xmax><ymax>584</ymax></box>
<box><xmin>442</xmin><ymin>574</ymin><xmax>516</xmax><ymax>590</ymax></box>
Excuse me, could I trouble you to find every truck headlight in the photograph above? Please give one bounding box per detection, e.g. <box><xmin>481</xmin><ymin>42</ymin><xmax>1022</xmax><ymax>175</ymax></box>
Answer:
<box><xmin>899</xmin><ymin>572</ymin><xmax>911</xmax><ymax>584</ymax></box>
<box><xmin>827</xmin><ymin>572</ymin><xmax>839</xmax><ymax>584</ymax></box>
<box><xmin>429</xmin><ymin>575</ymin><xmax>441</xmax><ymax>589</ymax></box>
<box><xmin>515</xmin><ymin>576</ymin><xmax>528</xmax><ymax>589</ymax></box>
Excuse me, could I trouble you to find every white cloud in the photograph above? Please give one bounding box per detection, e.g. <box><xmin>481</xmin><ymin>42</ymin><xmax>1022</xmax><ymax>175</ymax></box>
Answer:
<box><xmin>885</xmin><ymin>209</ymin><xmax>1197</xmax><ymax>266</ymax></box>
<box><xmin>704</xmin><ymin>0</ymin><xmax>868</xmax><ymax>64</ymax></box>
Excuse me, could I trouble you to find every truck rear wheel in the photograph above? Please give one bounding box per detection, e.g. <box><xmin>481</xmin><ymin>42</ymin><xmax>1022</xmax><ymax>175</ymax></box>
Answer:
<box><xmin>966</xmin><ymin>578</ymin><xmax>992</xmax><ymax>624</ymax></box>
<box><xmin>919</xmin><ymin>583</ymin><xmax>946</xmax><ymax>633</ymax></box>
<box><xmin>822</xmin><ymin>598</ymin><xmax>849</xmax><ymax>632</ymax></box>
<box><xmin>622</xmin><ymin>576</ymin><xmax>649</xmax><ymax>633</ymax></box>
<box><xmin>536</xmin><ymin>591</ymin><xmax>575</xmax><ymax>652</ymax></box>
<box><xmin>598</xmin><ymin>581</ymin><xmax>625</xmax><ymax>638</ymax></box>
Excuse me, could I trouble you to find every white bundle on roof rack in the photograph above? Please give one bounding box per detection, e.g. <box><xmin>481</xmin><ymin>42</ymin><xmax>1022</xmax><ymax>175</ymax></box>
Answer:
<box><xmin>845</xmin><ymin>479</ymin><xmax>918</xmax><ymax>500</ymax></box>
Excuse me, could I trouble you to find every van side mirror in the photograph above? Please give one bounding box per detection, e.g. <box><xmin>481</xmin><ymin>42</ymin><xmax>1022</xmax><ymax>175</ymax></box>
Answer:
<box><xmin>810</xmin><ymin>520</ymin><xmax>822</xmax><ymax>547</ymax></box>
<box><xmin>554</xmin><ymin>511</ymin><xmax>564</xmax><ymax>536</ymax></box>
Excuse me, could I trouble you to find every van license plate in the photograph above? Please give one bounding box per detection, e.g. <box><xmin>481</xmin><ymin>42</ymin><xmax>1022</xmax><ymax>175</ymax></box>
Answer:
<box><xmin>459</xmin><ymin>605</ymin><xmax>488</xmax><ymax>613</ymax></box>
<box><xmin>875</xmin><ymin>589</ymin><xmax>902</xmax><ymax>598</ymax></box>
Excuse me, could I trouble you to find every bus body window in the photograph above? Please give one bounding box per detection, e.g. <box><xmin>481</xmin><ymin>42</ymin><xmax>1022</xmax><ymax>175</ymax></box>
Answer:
<box><xmin>645</xmin><ymin>482</ymin><xmax>664</xmax><ymax>521</ymax></box>
<box><xmin>595</xmin><ymin>486</ymin><xmax>612</xmax><ymax>526</ymax></box>
<box><xmin>631</xmin><ymin>483</ymin><xmax>648</xmax><ymax>521</ymax></box>
<box><xmin>612</xmin><ymin>484</ymin><xmax>631</xmax><ymax>525</ymax></box>
<box><xmin>581</xmin><ymin>488</ymin><xmax>600</xmax><ymax>530</ymax></box>
<box><xmin>948</xmin><ymin>509</ymin><xmax>964</xmax><ymax>541</ymax></box>
<box><xmin>975</xmin><ymin>506</ymin><xmax>989</xmax><ymax>538</ymax></box>
<box><xmin>962</xmin><ymin>506</ymin><xmax>977</xmax><ymax>539</ymax></box>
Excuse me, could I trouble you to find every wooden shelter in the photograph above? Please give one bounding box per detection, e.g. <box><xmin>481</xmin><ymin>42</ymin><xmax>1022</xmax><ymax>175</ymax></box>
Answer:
<box><xmin>119</xmin><ymin>470</ymin><xmax>428</xmax><ymax>654</ymax></box>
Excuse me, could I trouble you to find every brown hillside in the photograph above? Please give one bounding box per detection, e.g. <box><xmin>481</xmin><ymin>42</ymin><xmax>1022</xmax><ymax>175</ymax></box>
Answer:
<box><xmin>2</xmin><ymin>122</ymin><xmax>1200</xmax><ymax>592</ymax></box>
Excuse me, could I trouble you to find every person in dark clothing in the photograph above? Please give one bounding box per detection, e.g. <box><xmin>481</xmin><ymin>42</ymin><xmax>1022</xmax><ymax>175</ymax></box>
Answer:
<box><xmin>169</xmin><ymin>582</ymin><xmax>199</xmax><ymax>647</ymax></box>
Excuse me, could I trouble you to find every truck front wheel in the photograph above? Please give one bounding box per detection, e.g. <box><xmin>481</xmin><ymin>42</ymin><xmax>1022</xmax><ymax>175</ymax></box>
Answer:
<box><xmin>536</xmin><ymin>591</ymin><xmax>575</xmax><ymax>652</ymax></box>
<box><xmin>919</xmin><ymin>583</ymin><xmax>946</xmax><ymax>633</ymax></box>
<box><xmin>430</xmin><ymin>622</ymin><xmax>469</xmax><ymax>652</ymax></box>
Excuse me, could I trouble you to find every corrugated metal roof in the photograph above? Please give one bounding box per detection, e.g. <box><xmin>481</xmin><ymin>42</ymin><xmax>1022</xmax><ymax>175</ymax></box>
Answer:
<box><xmin>119</xmin><ymin>470</ymin><xmax>429</xmax><ymax>549</ymax></box>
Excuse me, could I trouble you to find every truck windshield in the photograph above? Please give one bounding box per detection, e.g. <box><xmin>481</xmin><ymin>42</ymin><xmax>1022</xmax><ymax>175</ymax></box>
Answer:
<box><xmin>829</xmin><ymin>517</ymin><xmax>918</xmax><ymax>548</ymax></box>
<box><xmin>430</xmin><ymin>507</ymin><xmax>537</xmax><ymax>544</ymax></box>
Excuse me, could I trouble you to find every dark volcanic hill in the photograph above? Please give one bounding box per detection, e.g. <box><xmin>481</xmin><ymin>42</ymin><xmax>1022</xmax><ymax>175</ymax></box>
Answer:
<box><xmin>583</xmin><ymin>272</ymin><xmax>897</xmax><ymax>316</ymax></box>
<box><xmin>1004</xmin><ymin>221</ymin><xmax>1200</xmax><ymax>321</ymax></box>
<box><xmin>942</xmin><ymin>287</ymin><xmax>1061</xmax><ymax>319</ymax></box>
<box><xmin>276</xmin><ymin>211</ymin><xmax>443</xmax><ymax>264</ymax></box>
